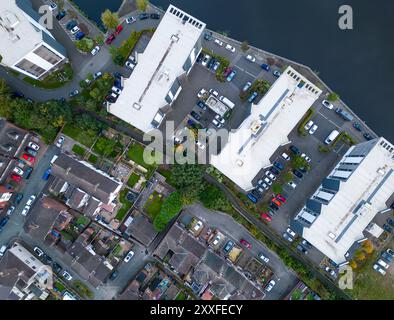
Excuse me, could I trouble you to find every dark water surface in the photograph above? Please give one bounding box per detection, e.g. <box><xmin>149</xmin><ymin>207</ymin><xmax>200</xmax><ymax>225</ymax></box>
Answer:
<box><xmin>74</xmin><ymin>0</ymin><xmax>394</xmax><ymax>141</ymax></box>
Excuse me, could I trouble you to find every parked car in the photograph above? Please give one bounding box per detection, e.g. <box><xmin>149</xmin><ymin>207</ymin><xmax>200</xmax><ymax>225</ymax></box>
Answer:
<box><xmin>248</xmin><ymin>92</ymin><xmax>258</xmax><ymax>103</ymax></box>
<box><xmin>75</xmin><ymin>31</ymin><xmax>85</xmax><ymax>40</ymax></box>
<box><xmin>281</xmin><ymin>152</ymin><xmax>290</xmax><ymax>161</ymax></box>
<box><xmin>125</xmin><ymin>60</ymin><xmax>136</xmax><ymax>70</ymax></box>
<box><xmin>201</xmin><ymin>54</ymin><xmax>211</xmax><ymax>67</ymax></box>
<box><xmin>12</xmin><ymin>193</ymin><xmax>23</xmax><ymax>205</ymax></box>
<box><xmin>212</xmin><ymin>61</ymin><xmax>221</xmax><ymax>71</ymax></box>
<box><xmin>33</xmin><ymin>247</ymin><xmax>44</xmax><ymax>257</ymax></box>
<box><xmin>28</xmin><ymin>142</ymin><xmax>40</xmax><ymax>151</ymax></box>
<box><xmin>214</xmin><ymin>39</ymin><xmax>223</xmax><ymax>46</ymax></box>
<box><xmin>353</xmin><ymin>122</ymin><xmax>362</xmax><ymax>131</ymax></box>
<box><xmin>373</xmin><ymin>263</ymin><xmax>386</xmax><ymax>276</ymax></box>
<box><xmin>22</xmin><ymin>153</ymin><xmax>35</xmax><ymax>164</ymax></box>
<box><xmin>0</xmin><ymin>217</ymin><xmax>9</xmax><ymax>230</ymax></box>
<box><xmin>196</xmin><ymin>100</ymin><xmax>207</xmax><ymax>111</ymax></box>
<box><xmin>223</xmin><ymin>240</ymin><xmax>234</xmax><ymax>253</ymax></box>
<box><xmin>212</xmin><ymin>118</ymin><xmax>223</xmax><ymax>128</ymax></box>
<box><xmin>247</xmin><ymin>193</ymin><xmax>257</xmax><ymax>203</ymax></box>
<box><xmin>265</xmin><ymin>171</ymin><xmax>276</xmax><ymax>181</ymax></box>
<box><xmin>272</xmin><ymin>198</ymin><xmax>281</xmax><ymax>207</ymax></box>
<box><xmin>197</xmin><ymin>88</ymin><xmax>207</xmax><ymax>99</ymax></box>
<box><xmin>309</xmin><ymin>124</ymin><xmax>318</xmax><ymax>135</ymax></box>
<box><xmin>212</xmin><ymin>235</ymin><xmax>221</xmax><ymax>246</ymax></box>
<box><xmin>193</xmin><ymin>221</ymin><xmax>203</xmax><ymax>232</ymax></box>
<box><xmin>289</xmin><ymin>145</ymin><xmax>301</xmax><ymax>155</ymax></box>
<box><xmin>259</xmin><ymin>252</ymin><xmax>270</xmax><ymax>263</ymax></box>
<box><xmin>115</xmin><ymin>25</ymin><xmax>123</xmax><ymax>35</ymax></box>
<box><xmin>364</xmin><ymin>132</ymin><xmax>373</xmax><ymax>141</ymax></box>
<box><xmin>215</xmin><ymin>114</ymin><xmax>225</xmax><ymax>124</ymax></box>
<box><xmin>265</xmin><ymin>280</ymin><xmax>276</xmax><ymax>292</ymax></box>
<box><xmin>11</xmin><ymin>174</ymin><xmax>21</xmax><ymax>182</ymax></box>
<box><xmin>240</xmin><ymin>239</ymin><xmax>252</xmax><ymax>249</ymax></box>
<box><xmin>124</xmin><ymin>251</ymin><xmax>134</xmax><ymax>262</ymax></box>
<box><xmin>42</xmin><ymin>168</ymin><xmax>51</xmax><ymax>181</ymax></box>
<box><xmin>126</xmin><ymin>16</ymin><xmax>136</xmax><ymax>24</ymax></box>
<box><xmin>0</xmin><ymin>245</ymin><xmax>7</xmax><ymax>256</ymax></box>
<box><xmin>381</xmin><ymin>251</ymin><xmax>393</xmax><ymax>263</ymax></box>
<box><xmin>66</xmin><ymin>20</ymin><xmax>77</xmax><ymax>30</ymax></box>
<box><xmin>190</xmin><ymin>111</ymin><xmax>201</xmax><ymax>121</ymax></box>
<box><xmin>225</xmin><ymin>44</ymin><xmax>235</xmax><ymax>52</ymax></box>
<box><xmin>56</xmin><ymin>11</ymin><xmax>66</xmax><ymax>20</ymax></box>
<box><xmin>12</xmin><ymin>167</ymin><xmax>24</xmax><ymax>176</ymax></box>
<box><xmin>150</xmin><ymin>13</ymin><xmax>160</xmax><ymax>19</ymax></box>
<box><xmin>204</xmin><ymin>31</ymin><xmax>213</xmax><ymax>41</ymax></box>
<box><xmin>69</xmin><ymin>89</ymin><xmax>79</xmax><ymax>98</ymax></box>
<box><xmin>26</xmin><ymin>195</ymin><xmax>36</xmax><ymax>206</ymax></box>
<box><xmin>56</xmin><ymin>135</ymin><xmax>65</xmax><ymax>148</ymax></box>
<box><xmin>91</xmin><ymin>46</ymin><xmax>100</xmax><ymax>56</ymax></box>
<box><xmin>273</xmin><ymin>161</ymin><xmax>284</xmax><ymax>171</ymax></box>
<box><xmin>226</xmin><ymin>70</ymin><xmax>237</xmax><ymax>82</ymax></box>
<box><xmin>138</xmin><ymin>12</ymin><xmax>149</xmax><ymax>20</ymax></box>
<box><xmin>304</xmin><ymin>120</ymin><xmax>314</xmax><ymax>131</ymax></box>
<box><xmin>273</xmin><ymin>70</ymin><xmax>281</xmax><ymax>77</ymax></box>
<box><xmin>51</xmin><ymin>261</ymin><xmax>62</xmax><ymax>274</ymax></box>
<box><xmin>377</xmin><ymin>259</ymin><xmax>389</xmax><ymax>269</ymax></box>
<box><xmin>93</xmin><ymin>71</ymin><xmax>103</xmax><ymax>80</ymax></box>
<box><xmin>261</xmin><ymin>213</ymin><xmax>272</xmax><ymax>222</ymax></box>
<box><xmin>276</xmin><ymin>194</ymin><xmax>286</xmax><ymax>203</ymax></box>
<box><xmin>288</xmin><ymin>181</ymin><xmax>297</xmax><ymax>189</ymax></box>
<box><xmin>245</xmin><ymin>54</ymin><xmax>256</xmax><ymax>62</ymax></box>
<box><xmin>293</xmin><ymin>169</ymin><xmax>304</xmax><ymax>179</ymax></box>
<box><xmin>70</xmin><ymin>26</ymin><xmax>80</xmax><ymax>35</ymax></box>
<box><xmin>209</xmin><ymin>88</ymin><xmax>219</xmax><ymax>97</ymax></box>
<box><xmin>62</xmin><ymin>270</ymin><xmax>73</xmax><ymax>281</ymax></box>
<box><xmin>297</xmin><ymin>244</ymin><xmax>308</xmax><ymax>254</ymax></box>
<box><xmin>109</xmin><ymin>270</ymin><xmax>119</xmax><ymax>281</ymax></box>
<box><xmin>242</xmin><ymin>81</ymin><xmax>252</xmax><ymax>92</ymax></box>
<box><xmin>322</xmin><ymin>100</ymin><xmax>334</xmax><ymax>109</ymax></box>
<box><xmin>301</xmin><ymin>239</ymin><xmax>312</xmax><ymax>248</ymax></box>
<box><xmin>283</xmin><ymin>232</ymin><xmax>293</xmax><ymax>242</ymax></box>
<box><xmin>261</xmin><ymin>63</ymin><xmax>270</xmax><ymax>71</ymax></box>
<box><xmin>105</xmin><ymin>34</ymin><xmax>116</xmax><ymax>45</ymax></box>
<box><xmin>301</xmin><ymin>153</ymin><xmax>311</xmax><ymax>163</ymax></box>
<box><xmin>6</xmin><ymin>206</ymin><xmax>15</xmax><ymax>216</ymax></box>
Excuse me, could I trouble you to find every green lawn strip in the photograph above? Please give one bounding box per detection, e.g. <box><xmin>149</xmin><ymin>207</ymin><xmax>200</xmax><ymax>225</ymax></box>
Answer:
<box><xmin>72</xmin><ymin>280</ymin><xmax>94</xmax><ymax>299</ymax></box>
<box><xmin>115</xmin><ymin>189</ymin><xmax>134</xmax><ymax>221</ymax></box>
<box><xmin>72</xmin><ymin>144</ymin><xmax>86</xmax><ymax>156</ymax></box>
<box><xmin>127</xmin><ymin>172</ymin><xmax>140</xmax><ymax>188</ymax></box>
<box><xmin>143</xmin><ymin>191</ymin><xmax>164</xmax><ymax>220</ymax></box>
<box><xmin>63</xmin><ymin>124</ymin><xmax>97</xmax><ymax>148</ymax></box>
<box><xmin>127</xmin><ymin>142</ymin><xmax>159</xmax><ymax>177</ymax></box>
<box><xmin>23</xmin><ymin>64</ymin><xmax>73</xmax><ymax>89</ymax></box>
<box><xmin>93</xmin><ymin>136</ymin><xmax>123</xmax><ymax>159</ymax></box>
<box><xmin>76</xmin><ymin>215</ymin><xmax>90</xmax><ymax>227</ymax></box>
<box><xmin>53</xmin><ymin>281</ymin><xmax>66</xmax><ymax>293</ymax></box>
<box><xmin>88</xmin><ymin>153</ymin><xmax>98</xmax><ymax>164</ymax></box>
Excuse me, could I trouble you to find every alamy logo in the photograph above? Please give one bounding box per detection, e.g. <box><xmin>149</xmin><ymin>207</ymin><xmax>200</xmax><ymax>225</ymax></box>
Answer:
<box><xmin>338</xmin><ymin>5</ymin><xmax>353</xmax><ymax>30</ymax></box>
<box><xmin>338</xmin><ymin>265</ymin><xmax>353</xmax><ymax>290</ymax></box>
<box><xmin>38</xmin><ymin>5</ymin><xmax>54</xmax><ymax>30</ymax></box>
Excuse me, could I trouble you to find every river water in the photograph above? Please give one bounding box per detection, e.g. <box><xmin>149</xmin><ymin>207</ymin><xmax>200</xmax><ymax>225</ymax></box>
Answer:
<box><xmin>73</xmin><ymin>0</ymin><xmax>394</xmax><ymax>141</ymax></box>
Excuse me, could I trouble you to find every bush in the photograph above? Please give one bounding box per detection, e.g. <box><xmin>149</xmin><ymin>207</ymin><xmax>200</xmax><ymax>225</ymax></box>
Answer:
<box><xmin>198</xmin><ymin>184</ymin><xmax>232</xmax><ymax>212</ymax></box>
<box><xmin>72</xmin><ymin>144</ymin><xmax>86</xmax><ymax>156</ymax></box>
<box><xmin>327</xmin><ymin>92</ymin><xmax>339</xmax><ymax>102</ymax></box>
<box><xmin>153</xmin><ymin>192</ymin><xmax>183</xmax><ymax>231</ymax></box>
<box><xmin>272</xmin><ymin>183</ymin><xmax>282</xmax><ymax>194</ymax></box>
<box><xmin>298</xmin><ymin>108</ymin><xmax>314</xmax><ymax>136</ymax></box>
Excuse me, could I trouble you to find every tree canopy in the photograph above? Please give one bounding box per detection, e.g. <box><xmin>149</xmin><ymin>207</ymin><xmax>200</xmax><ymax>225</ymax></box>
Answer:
<box><xmin>101</xmin><ymin>9</ymin><xmax>119</xmax><ymax>30</ymax></box>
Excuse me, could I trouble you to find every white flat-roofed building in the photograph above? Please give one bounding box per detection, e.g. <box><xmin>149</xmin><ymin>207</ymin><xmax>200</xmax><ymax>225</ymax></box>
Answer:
<box><xmin>0</xmin><ymin>0</ymin><xmax>67</xmax><ymax>79</ymax></box>
<box><xmin>210</xmin><ymin>66</ymin><xmax>322</xmax><ymax>191</ymax></box>
<box><xmin>107</xmin><ymin>5</ymin><xmax>206</xmax><ymax>133</ymax></box>
<box><xmin>293</xmin><ymin>137</ymin><xmax>394</xmax><ymax>264</ymax></box>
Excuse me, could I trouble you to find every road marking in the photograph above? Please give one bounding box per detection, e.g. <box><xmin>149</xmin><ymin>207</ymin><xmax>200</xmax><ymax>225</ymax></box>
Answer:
<box><xmin>234</xmin><ymin>65</ymin><xmax>259</xmax><ymax>78</ymax></box>
<box><xmin>317</xmin><ymin>111</ymin><xmax>341</xmax><ymax>129</ymax></box>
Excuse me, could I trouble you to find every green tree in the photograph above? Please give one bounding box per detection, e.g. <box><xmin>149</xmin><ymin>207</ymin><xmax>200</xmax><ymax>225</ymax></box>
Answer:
<box><xmin>94</xmin><ymin>34</ymin><xmax>104</xmax><ymax>45</ymax></box>
<box><xmin>75</xmin><ymin>38</ymin><xmax>94</xmax><ymax>53</ymax></box>
<box><xmin>101</xmin><ymin>9</ymin><xmax>119</xmax><ymax>30</ymax></box>
<box><xmin>153</xmin><ymin>192</ymin><xmax>183</xmax><ymax>231</ymax></box>
<box><xmin>171</xmin><ymin>164</ymin><xmax>205</xmax><ymax>201</ymax></box>
<box><xmin>198</xmin><ymin>185</ymin><xmax>231</xmax><ymax>212</ymax></box>
<box><xmin>283</xmin><ymin>171</ymin><xmax>293</xmax><ymax>183</ymax></box>
<box><xmin>54</xmin><ymin>0</ymin><xmax>65</xmax><ymax>11</ymax></box>
<box><xmin>94</xmin><ymin>137</ymin><xmax>117</xmax><ymax>157</ymax></box>
<box><xmin>327</xmin><ymin>92</ymin><xmax>339</xmax><ymax>102</ymax></box>
<box><xmin>291</xmin><ymin>155</ymin><xmax>308</xmax><ymax>170</ymax></box>
<box><xmin>241</xmin><ymin>40</ymin><xmax>249</xmax><ymax>52</ymax></box>
<box><xmin>136</xmin><ymin>0</ymin><xmax>149</xmax><ymax>11</ymax></box>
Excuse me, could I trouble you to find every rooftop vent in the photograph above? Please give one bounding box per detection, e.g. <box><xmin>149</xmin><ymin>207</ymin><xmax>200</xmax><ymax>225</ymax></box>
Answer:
<box><xmin>133</xmin><ymin>102</ymin><xmax>141</xmax><ymax>110</ymax></box>
<box><xmin>171</xmin><ymin>34</ymin><xmax>179</xmax><ymax>43</ymax></box>
<box><xmin>250</xmin><ymin>120</ymin><xmax>262</xmax><ymax>134</ymax></box>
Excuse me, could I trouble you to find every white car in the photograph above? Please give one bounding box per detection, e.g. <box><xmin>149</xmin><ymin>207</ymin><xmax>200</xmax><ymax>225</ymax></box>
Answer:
<box><xmin>215</xmin><ymin>114</ymin><xmax>225</xmax><ymax>124</ymax></box>
<box><xmin>197</xmin><ymin>88</ymin><xmax>207</xmax><ymax>99</ymax></box>
<box><xmin>21</xmin><ymin>205</ymin><xmax>30</xmax><ymax>216</ymax></box>
<box><xmin>301</xmin><ymin>153</ymin><xmax>311</xmax><ymax>163</ymax></box>
<box><xmin>265</xmin><ymin>280</ymin><xmax>276</xmax><ymax>292</ymax></box>
<box><xmin>125</xmin><ymin>60</ymin><xmax>135</xmax><ymax>70</ymax></box>
<box><xmin>212</xmin><ymin>235</ymin><xmax>221</xmax><ymax>246</ymax></box>
<box><xmin>259</xmin><ymin>253</ymin><xmax>270</xmax><ymax>263</ymax></box>
<box><xmin>193</xmin><ymin>221</ymin><xmax>203</xmax><ymax>232</ymax></box>
<box><xmin>62</xmin><ymin>270</ymin><xmax>73</xmax><ymax>281</ymax></box>
<box><xmin>281</xmin><ymin>152</ymin><xmax>290</xmax><ymax>161</ymax></box>
<box><xmin>124</xmin><ymin>251</ymin><xmax>134</xmax><ymax>262</ymax></box>
<box><xmin>26</xmin><ymin>195</ymin><xmax>36</xmax><ymax>206</ymax></box>
<box><xmin>126</xmin><ymin>16</ymin><xmax>136</xmax><ymax>24</ymax></box>
<box><xmin>12</xmin><ymin>167</ymin><xmax>24</xmax><ymax>176</ymax></box>
<box><xmin>196</xmin><ymin>141</ymin><xmax>205</xmax><ymax>150</ymax></box>
<box><xmin>28</xmin><ymin>142</ymin><xmax>40</xmax><ymax>151</ymax></box>
<box><xmin>56</xmin><ymin>135</ymin><xmax>65</xmax><ymax>148</ymax></box>
<box><xmin>48</xmin><ymin>2</ymin><xmax>57</xmax><ymax>11</ymax></box>
<box><xmin>246</xmin><ymin>54</ymin><xmax>256</xmax><ymax>62</ymax></box>
<box><xmin>209</xmin><ymin>89</ymin><xmax>219</xmax><ymax>97</ymax></box>
<box><xmin>288</xmin><ymin>181</ymin><xmax>297</xmax><ymax>189</ymax></box>
<box><xmin>322</xmin><ymin>99</ymin><xmax>334</xmax><ymax>109</ymax></box>
<box><xmin>0</xmin><ymin>245</ymin><xmax>7</xmax><ymax>256</ymax></box>
<box><xmin>264</xmin><ymin>177</ymin><xmax>272</xmax><ymax>186</ymax></box>
<box><xmin>304</xmin><ymin>120</ymin><xmax>314</xmax><ymax>131</ymax></box>
<box><xmin>265</xmin><ymin>171</ymin><xmax>276</xmax><ymax>181</ymax></box>
<box><xmin>202</xmin><ymin>54</ymin><xmax>211</xmax><ymax>67</ymax></box>
<box><xmin>225</xmin><ymin>44</ymin><xmax>235</xmax><ymax>52</ymax></box>
<box><xmin>373</xmin><ymin>263</ymin><xmax>386</xmax><ymax>276</ymax></box>
<box><xmin>214</xmin><ymin>38</ymin><xmax>224</xmax><ymax>46</ymax></box>
<box><xmin>33</xmin><ymin>246</ymin><xmax>44</xmax><ymax>257</ymax></box>
<box><xmin>377</xmin><ymin>259</ymin><xmax>389</xmax><ymax>269</ymax></box>
<box><xmin>112</xmin><ymin>86</ymin><xmax>122</xmax><ymax>95</ymax></box>
<box><xmin>286</xmin><ymin>228</ymin><xmax>296</xmax><ymax>238</ymax></box>
<box><xmin>91</xmin><ymin>46</ymin><xmax>100</xmax><ymax>56</ymax></box>
<box><xmin>212</xmin><ymin>119</ymin><xmax>222</xmax><ymax>128</ymax></box>
<box><xmin>309</xmin><ymin>124</ymin><xmax>318</xmax><ymax>135</ymax></box>
<box><xmin>70</xmin><ymin>26</ymin><xmax>80</xmax><ymax>35</ymax></box>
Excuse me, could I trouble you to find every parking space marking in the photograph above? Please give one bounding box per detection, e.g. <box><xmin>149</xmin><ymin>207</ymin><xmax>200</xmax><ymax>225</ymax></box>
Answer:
<box><xmin>317</xmin><ymin>110</ymin><xmax>342</xmax><ymax>129</ymax></box>
<box><xmin>234</xmin><ymin>64</ymin><xmax>259</xmax><ymax>78</ymax></box>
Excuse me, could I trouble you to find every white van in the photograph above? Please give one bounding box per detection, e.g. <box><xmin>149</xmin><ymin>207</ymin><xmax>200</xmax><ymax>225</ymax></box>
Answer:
<box><xmin>219</xmin><ymin>96</ymin><xmax>235</xmax><ymax>109</ymax></box>
<box><xmin>0</xmin><ymin>245</ymin><xmax>7</xmax><ymax>256</ymax></box>
<box><xmin>324</xmin><ymin>130</ymin><xmax>340</xmax><ymax>145</ymax></box>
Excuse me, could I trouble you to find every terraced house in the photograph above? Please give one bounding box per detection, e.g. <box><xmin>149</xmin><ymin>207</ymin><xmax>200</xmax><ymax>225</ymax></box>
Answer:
<box><xmin>0</xmin><ymin>0</ymin><xmax>67</xmax><ymax>79</ymax></box>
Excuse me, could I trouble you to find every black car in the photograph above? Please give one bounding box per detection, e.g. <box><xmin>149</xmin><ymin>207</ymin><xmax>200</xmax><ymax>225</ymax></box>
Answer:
<box><xmin>293</xmin><ymin>169</ymin><xmax>304</xmax><ymax>179</ymax></box>
<box><xmin>12</xmin><ymin>193</ymin><xmax>23</xmax><ymax>205</ymax></box>
<box><xmin>251</xmin><ymin>189</ymin><xmax>263</xmax><ymax>199</ymax></box>
<box><xmin>223</xmin><ymin>240</ymin><xmax>234</xmax><ymax>253</ymax></box>
<box><xmin>270</xmin><ymin>167</ymin><xmax>280</xmax><ymax>175</ymax></box>
<box><xmin>150</xmin><ymin>13</ymin><xmax>160</xmax><ymax>19</ymax></box>
<box><xmin>43</xmin><ymin>254</ymin><xmax>53</xmax><ymax>265</ymax></box>
<box><xmin>204</xmin><ymin>31</ymin><xmax>213</xmax><ymax>41</ymax></box>
<box><xmin>298</xmin><ymin>166</ymin><xmax>308</xmax><ymax>174</ymax></box>
<box><xmin>52</xmin><ymin>261</ymin><xmax>62</xmax><ymax>273</ymax></box>
<box><xmin>383</xmin><ymin>224</ymin><xmax>392</xmax><ymax>233</ymax></box>
<box><xmin>196</xmin><ymin>52</ymin><xmax>204</xmax><ymax>63</ymax></box>
<box><xmin>138</xmin><ymin>12</ymin><xmax>149</xmax><ymax>20</ymax></box>
<box><xmin>289</xmin><ymin>145</ymin><xmax>301</xmax><ymax>155</ymax></box>
<box><xmin>207</xmin><ymin>58</ymin><xmax>216</xmax><ymax>70</ymax></box>
<box><xmin>56</xmin><ymin>11</ymin><xmax>66</xmax><ymax>20</ymax></box>
<box><xmin>0</xmin><ymin>217</ymin><xmax>9</xmax><ymax>230</ymax></box>
<box><xmin>387</xmin><ymin>218</ymin><xmax>394</xmax><ymax>227</ymax></box>
<box><xmin>23</xmin><ymin>167</ymin><xmax>33</xmax><ymax>179</ymax></box>
<box><xmin>109</xmin><ymin>270</ymin><xmax>119</xmax><ymax>281</ymax></box>
<box><xmin>363</xmin><ymin>133</ymin><xmax>373</xmax><ymax>140</ymax></box>
<box><xmin>270</xmin><ymin>202</ymin><xmax>279</xmax><ymax>211</ymax></box>
<box><xmin>196</xmin><ymin>100</ymin><xmax>207</xmax><ymax>111</ymax></box>
<box><xmin>296</xmin><ymin>244</ymin><xmax>308</xmax><ymax>254</ymax></box>
<box><xmin>190</xmin><ymin>111</ymin><xmax>201</xmax><ymax>121</ymax></box>
<box><xmin>113</xmin><ymin>72</ymin><xmax>123</xmax><ymax>79</ymax></box>
<box><xmin>353</xmin><ymin>122</ymin><xmax>362</xmax><ymax>131</ymax></box>
<box><xmin>11</xmin><ymin>91</ymin><xmax>24</xmax><ymax>98</ymax></box>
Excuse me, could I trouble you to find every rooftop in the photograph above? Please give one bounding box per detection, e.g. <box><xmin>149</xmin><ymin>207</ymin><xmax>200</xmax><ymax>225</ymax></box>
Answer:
<box><xmin>297</xmin><ymin>137</ymin><xmax>394</xmax><ymax>264</ymax></box>
<box><xmin>107</xmin><ymin>5</ymin><xmax>205</xmax><ymax>133</ymax></box>
<box><xmin>211</xmin><ymin>66</ymin><xmax>322</xmax><ymax>191</ymax></box>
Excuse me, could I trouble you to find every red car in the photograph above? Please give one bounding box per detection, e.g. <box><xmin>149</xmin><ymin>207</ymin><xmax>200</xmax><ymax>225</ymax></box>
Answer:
<box><xmin>261</xmin><ymin>213</ymin><xmax>272</xmax><ymax>222</ymax></box>
<box><xmin>22</xmin><ymin>153</ymin><xmax>35</xmax><ymax>164</ymax></box>
<box><xmin>115</xmin><ymin>24</ymin><xmax>123</xmax><ymax>35</ymax></box>
<box><xmin>223</xmin><ymin>67</ymin><xmax>232</xmax><ymax>77</ymax></box>
<box><xmin>272</xmin><ymin>198</ymin><xmax>282</xmax><ymax>207</ymax></box>
<box><xmin>105</xmin><ymin>34</ymin><xmax>116</xmax><ymax>45</ymax></box>
<box><xmin>276</xmin><ymin>194</ymin><xmax>286</xmax><ymax>203</ymax></box>
<box><xmin>11</xmin><ymin>174</ymin><xmax>21</xmax><ymax>182</ymax></box>
<box><xmin>240</xmin><ymin>239</ymin><xmax>252</xmax><ymax>249</ymax></box>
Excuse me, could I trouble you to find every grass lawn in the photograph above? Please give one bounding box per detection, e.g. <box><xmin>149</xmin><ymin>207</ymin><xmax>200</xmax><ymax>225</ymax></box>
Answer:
<box><xmin>23</xmin><ymin>63</ymin><xmax>73</xmax><ymax>89</ymax></box>
<box><xmin>143</xmin><ymin>191</ymin><xmax>164</xmax><ymax>220</ymax></box>
<box><xmin>115</xmin><ymin>189</ymin><xmax>134</xmax><ymax>221</ymax></box>
<box><xmin>76</xmin><ymin>216</ymin><xmax>90</xmax><ymax>227</ymax></box>
<box><xmin>53</xmin><ymin>281</ymin><xmax>66</xmax><ymax>293</ymax></box>
<box><xmin>127</xmin><ymin>142</ymin><xmax>159</xmax><ymax>176</ymax></box>
<box><xmin>88</xmin><ymin>153</ymin><xmax>98</xmax><ymax>164</ymax></box>
<box><xmin>63</xmin><ymin>124</ymin><xmax>97</xmax><ymax>148</ymax></box>
<box><xmin>93</xmin><ymin>136</ymin><xmax>123</xmax><ymax>159</ymax></box>
<box><xmin>72</xmin><ymin>144</ymin><xmax>86</xmax><ymax>156</ymax></box>
<box><xmin>127</xmin><ymin>172</ymin><xmax>140</xmax><ymax>188</ymax></box>
<box><xmin>348</xmin><ymin>239</ymin><xmax>394</xmax><ymax>300</ymax></box>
